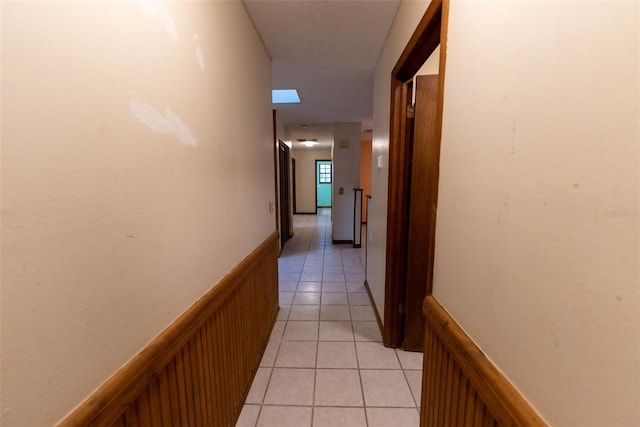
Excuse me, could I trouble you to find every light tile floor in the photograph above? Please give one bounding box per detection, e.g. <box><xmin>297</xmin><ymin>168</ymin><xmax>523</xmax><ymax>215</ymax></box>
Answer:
<box><xmin>237</xmin><ymin>209</ymin><xmax>423</xmax><ymax>427</ymax></box>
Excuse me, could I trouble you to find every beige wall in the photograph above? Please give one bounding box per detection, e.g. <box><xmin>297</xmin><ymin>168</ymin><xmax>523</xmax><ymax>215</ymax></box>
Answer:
<box><xmin>435</xmin><ymin>2</ymin><xmax>639</xmax><ymax>425</ymax></box>
<box><xmin>371</xmin><ymin>0</ymin><xmax>639</xmax><ymax>425</ymax></box>
<box><xmin>293</xmin><ymin>148</ymin><xmax>332</xmax><ymax>214</ymax></box>
<box><xmin>1</xmin><ymin>2</ymin><xmax>274</xmax><ymax>426</ymax></box>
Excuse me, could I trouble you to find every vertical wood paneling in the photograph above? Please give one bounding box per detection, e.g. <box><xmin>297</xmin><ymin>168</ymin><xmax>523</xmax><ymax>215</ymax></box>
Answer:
<box><xmin>135</xmin><ymin>392</ymin><xmax>152</xmax><ymax>426</ymax></box>
<box><xmin>457</xmin><ymin>377</ymin><xmax>468</xmax><ymax>425</ymax></box>
<box><xmin>168</xmin><ymin>367</ymin><xmax>179</xmax><ymax>424</ymax></box>
<box><xmin>433</xmin><ymin>339</ymin><xmax>443</xmax><ymax>423</ymax></box>
<box><xmin>421</xmin><ymin>296</ymin><xmax>547</xmax><ymax>426</ymax></box>
<box><xmin>199</xmin><ymin>327</ymin><xmax>214</xmax><ymax>425</ymax></box>
<box><xmin>58</xmin><ymin>232</ymin><xmax>279</xmax><ymax>427</ymax></box>
<box><xmin>428</xmin><ymin>328</ymin><xmax>439</xmax><ymax>426</ymax></box>
<box><xmin>210</xmin><ymin>315</ymin><xmax>221</xmax><ymax>424</ymax></box>
<box><xmin>157</xmin><ymin>368</ymin><xmax>175</xmax><ymax>425</ymax></box>
<box><xmin>195</xmin><ymin>337</ymin><xmax>208</xmax><ymax>424</ymax></box>
<box><xmin>175</xmin><ymin>350</ymin><xmax>190</xmax><ymax>426</ymax></box>
<box><xmin>111</xmin><ymin>416</ymin><xmax>126</xmax><ymax>427</ymax></box>
<box><xmin>442</xmin><ymin>349</ymin><xmax>454</xmax><ymax>426</ymax></box>
<box><xmin>182</xmin><ymin>346</ymin><xmax>197</xmax><ymax>425</ymax></box>
<box><xmin>449</xmin><ymin>361</ymin><xmax>458</xmax><ymax>422</ymax></box>
<box><xmin>473</xmin><ymin>391</ymin><xmax>485</xmax><ymax>424</ymax></box>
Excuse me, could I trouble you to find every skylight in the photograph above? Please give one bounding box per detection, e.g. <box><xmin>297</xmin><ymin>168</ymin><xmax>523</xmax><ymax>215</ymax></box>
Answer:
<box><xmin>272</xmin><ymin>89</ymin><xmax>300</xmax><ymax>104</ymax></box>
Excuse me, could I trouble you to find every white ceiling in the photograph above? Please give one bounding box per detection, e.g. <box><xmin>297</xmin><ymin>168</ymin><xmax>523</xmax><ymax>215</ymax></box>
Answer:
<box><xmin>242</xmin><ymin>0</ymin><xmax>401</xmax><ymax>150</ymax></box>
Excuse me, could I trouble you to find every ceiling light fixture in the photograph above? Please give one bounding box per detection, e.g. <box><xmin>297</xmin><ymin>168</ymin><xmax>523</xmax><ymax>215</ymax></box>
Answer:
<box><xmin>303</xmin><ymin>141</ymin><xmax>316</xmax><ymax>147</ymax></box>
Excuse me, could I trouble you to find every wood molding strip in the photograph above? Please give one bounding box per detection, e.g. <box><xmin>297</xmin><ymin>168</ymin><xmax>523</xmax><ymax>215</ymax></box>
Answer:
<box><xmin>421</xmin><ymin>296</ymin><xmax>546</xmax><ymax>426</ymax></box>
<box><xmin>58</xmin><ymin>231</ymin><xmax>280</xmax><ymax>427</ymax></box>
<box><xmin>331</xmin><ymin>239</ymin><xmax>353</xmax><ymax>245</ymax></box>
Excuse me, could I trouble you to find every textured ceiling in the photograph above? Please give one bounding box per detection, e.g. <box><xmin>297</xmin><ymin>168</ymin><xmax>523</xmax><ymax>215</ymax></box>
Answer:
<box><xmin>242</xmin><ymin>0</ymin><xmax>401</xmax><ymax>149</ymax></box>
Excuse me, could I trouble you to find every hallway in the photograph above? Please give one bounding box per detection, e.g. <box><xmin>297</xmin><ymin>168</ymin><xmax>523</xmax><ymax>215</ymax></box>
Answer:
<box><xmin>237</xmin><ymin>209</ymin><xmax>423</xmax><ymax>426</ymax></box>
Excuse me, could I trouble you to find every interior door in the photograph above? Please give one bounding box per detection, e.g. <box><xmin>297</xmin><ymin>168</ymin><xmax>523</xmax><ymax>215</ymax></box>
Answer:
<box><xmin>278</xmin><ymin>140</ymin><xmax>291</xmax><ymax>247</ymax></box>
<box><xmin>403</xmin><ymin>74</ymin><xmax>440</xmax><ymax>351</ymax></box>
<box><xmin>316</xmin><ymin>160</ymin><xmax>332</xmax><ymax>209</ymax></box>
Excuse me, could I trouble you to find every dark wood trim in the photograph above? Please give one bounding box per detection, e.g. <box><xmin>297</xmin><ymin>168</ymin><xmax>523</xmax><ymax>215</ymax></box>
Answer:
<box><xmin>314</xmin><ymin>159</ymin><xmax>318</xmax><ymax>214</ymax></box>
<box><xmin>383</xmin><ymin>75</ymin><xmax>412</xmax><ymax>347</ymax></box>
<box><xmin>393</xmin><ymin>2</ymin><xmax>443</xmax><ymax>82</ymax></box>
<box><xmin>403</xmin><ymin>74</ymin><xmax>439</xmax><ymax>351</ymax></box>
<box><xmin>421</xmin><ymin>296</ymin><xmax>546</xmax><ymax>426</ymax></box>
<box><xmin>292</xmin><ymin>158</ymin><xmax>297</xmax><ymax>214</ymax></box>
<box><xmin>272</xmin><ymin>110</ymin><xmax>279</xmax><ymax>235</ymax></box>
<box><xmin>331</xmin><ymin>239</ymin><xmax>353</xmax><ymax>245</ymax></box>
<box><xmin>353</xmin><ymin>188</ymin><xmax>363</xmax><ymax>248</ymax></box>
<box><xmin>278</xmin><ymin>140</ymin><xmax>292</xmax><ymax>247</ymax></box>
<box><xmin>58</xmin><ymin>232</ymin><xmax>280</xmax><ymax>427</ymax></box>
<box><xmin>384</xmin><ymin>0</ymin><xmax>447</xmax><ymax>348</ymax></box>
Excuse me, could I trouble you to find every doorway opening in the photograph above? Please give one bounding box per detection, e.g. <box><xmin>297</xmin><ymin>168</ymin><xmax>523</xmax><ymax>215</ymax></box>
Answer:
<box><xmin>383</xmin><ymin>0</ymin><xmax>449</xmax><ymax>350</ymax></box>
<box><xmin>278</xmin><ymin>140</ymin><xmax>292</xmax><ymax>248</ymax></box>
<box><xmin>315</xmin><ymin>160</ymin><xmax>332</xmax><ymax>210</ymax></box>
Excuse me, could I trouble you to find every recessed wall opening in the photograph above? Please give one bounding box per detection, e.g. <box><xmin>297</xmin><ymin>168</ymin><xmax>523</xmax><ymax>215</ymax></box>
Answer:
<box><xmin>316</xmin><ymin>160</ymin><xmax>332</xmax><ymax>209</ymax></box>
<box><xmin>272</xmin><ymin>89</ymin><xmax>301</xmax><ymax>103</ymax></box>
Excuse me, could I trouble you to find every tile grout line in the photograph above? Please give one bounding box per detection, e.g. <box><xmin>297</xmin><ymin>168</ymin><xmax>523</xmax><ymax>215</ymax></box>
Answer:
<box><xmin>254</xmin><ymin>210</ymin><xmax>420</xmax><ymax>426</ymax></box>
<box><xmin>258</xmin><ymin>214</ymin><xmax>298</xmax><ymax>425</ymax></box>
<box><xmin>254</xmin><ymin>342</ymin><xmax>277</xmax><ymax>427</ymax></box>
<box><xmin>343</xmin><ymin>246</ymin><xmax>370</xmax><ymax>427</ymax></box>
<box><xmin>309</xmin><ymin>212</ymin><xmax>324</xmax><ymax>426</ymax></box>
<box><xmin>400</xmin><ymin>353</ymin><xmax>421</xmax><ymax>409</ymax></box>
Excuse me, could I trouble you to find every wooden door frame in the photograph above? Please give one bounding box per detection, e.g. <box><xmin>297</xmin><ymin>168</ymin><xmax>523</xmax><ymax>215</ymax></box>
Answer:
<box><xmin>278</xmin><ymin>140</ymin><xmax>292</xmax><ymax>248</ymax></box>
<box><xmin>273</xmin><ymin>111</ymin><xmax>279</xmax><ymax>235</ymax></box>
<box><xmin>383</xmin><ymin>0</ymin><xmax>450</xmax><ymax>347</ymax></box>
<box><xmin>403</xmin><ymin>74</ymin><xmax>440</xmax><ymax>351</ymax></box>
<box><xmin>292</xmin><ymin>158</ymin><xmax>297</xmax><ymax>214</ymax></box>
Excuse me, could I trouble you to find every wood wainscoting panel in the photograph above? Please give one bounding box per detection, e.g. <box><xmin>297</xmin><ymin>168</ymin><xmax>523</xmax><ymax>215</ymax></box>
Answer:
<box><xmin>58</xmin><ymin>232</ymin><xmax>279</xmax><ymax>427</ymax></box>
<box><xmin>421</xmin><ymin>296</ymin><xmax>546</xmax><ymax>426</ymax></box>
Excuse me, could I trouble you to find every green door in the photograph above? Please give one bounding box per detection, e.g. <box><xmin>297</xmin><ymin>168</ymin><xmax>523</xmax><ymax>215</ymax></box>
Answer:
<box><xmin>316</xmin><ymin>160</ymin><xmax>332</xmax><ymax>208</ymax></box>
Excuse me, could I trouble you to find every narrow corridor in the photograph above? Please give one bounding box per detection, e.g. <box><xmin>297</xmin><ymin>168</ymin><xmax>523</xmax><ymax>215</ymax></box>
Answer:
<box><xmin>237</xmin><ymin>209</ymin><xmax>423</xmax><ymax>426</ymax></box>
